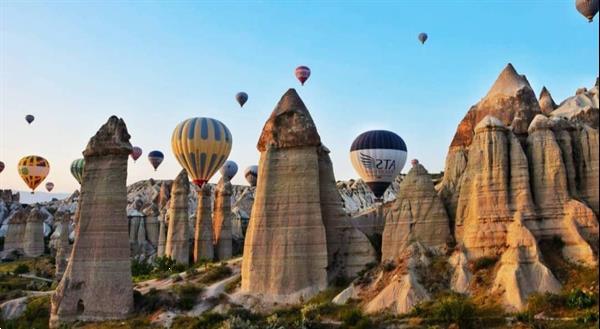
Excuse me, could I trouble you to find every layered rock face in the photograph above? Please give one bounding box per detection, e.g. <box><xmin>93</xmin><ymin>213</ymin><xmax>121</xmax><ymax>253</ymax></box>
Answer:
<box><xmin>539</xmin><ymin>86</ymin><xmax>557</xmax><ymax>115</ymax></box>
<box><xmin>23</xmin><ymin>207</ymin><xmax>45</xmax><ymax>257</ymax></box>
<box><xmin>437</xmin><ymin>63</ymin><xmax>541</xmax><ymax>219</ymax></box>
<box><xmin>54</xmin><ymin>211</ymin><xmax>70</xmax><ymax>281</ymax></box>
<box><xmin>165</xmin><ymin>170</ymin><xmax>190</xmax><ymax>265</ymax></box>
<box><xmin>241</xmin><ymin>89</ymin><xmax>330</xmax><ymax>303</ymax></box>
<box><xmin>4</xmin><ymin>209</ymin><xmax>27</xmax><ymax>251</ymax></box>
<box><xmin>194</xmin><ymin>184</ymin><xmax>214</xmax><ymax>262</ymax></box>
<box><xmin>382</xmin><ymin>160</ymin><xmax>451</xmax><ymax>261</ymax></box>
<box><xmin>50</xmin><ymin>116</ymin><xmax>133</xmax><ymax>327</ymax></box>
<box><xmin>213</xmin><ymin>179</ymin><xmax>233</xmax><ymax>261</ymax></box>
<box><xmin>318</xmin><ymin>146</ymin><xmax>376</xmax><ymax>280</ymax></box>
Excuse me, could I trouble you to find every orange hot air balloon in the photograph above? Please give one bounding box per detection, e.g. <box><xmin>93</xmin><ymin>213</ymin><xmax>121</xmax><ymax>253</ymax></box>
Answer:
<box><xmin>18</xmin><ymin>155</ymin><xmax>50</xmax><ymax>193</ymax></box>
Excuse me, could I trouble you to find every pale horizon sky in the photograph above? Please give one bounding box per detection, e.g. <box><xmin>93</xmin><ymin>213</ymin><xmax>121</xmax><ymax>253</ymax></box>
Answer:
<box><xmin>1</xmin><ymin>1</ymin><xmax>599</xmax><ymax>200</ymax></box>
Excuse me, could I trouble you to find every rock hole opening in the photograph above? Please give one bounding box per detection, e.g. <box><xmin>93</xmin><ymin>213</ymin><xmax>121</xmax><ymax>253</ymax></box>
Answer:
<box><xmin>77</xmin><ymin>299</ymin><xmax>85</xmax><ymax>315</ymax></box>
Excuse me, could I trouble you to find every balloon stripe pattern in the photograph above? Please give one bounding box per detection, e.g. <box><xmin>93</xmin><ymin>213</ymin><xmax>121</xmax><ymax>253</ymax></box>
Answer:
<box><xmin>350</xmin><ymin>130</ymin><xmax>407</xmax><ymax>198</ymax></box>
<box><xmin>70</xmin><ymin>158</ymin><xmax>84</xmax><ymax>184</ymax></box>
<box><xmin>148</xmin><ymin>151</ymin><xmax>164</xmax><ymax>171</ymax></box>
<box><xmin>18</xmin><ymin>155</ymin><xmax>50</xmax><ymax>192</ymax></box>
<box><xmin>172</xmin><ymin>117</ymin><xmax>232</xmax><ymax>187</ymax></box>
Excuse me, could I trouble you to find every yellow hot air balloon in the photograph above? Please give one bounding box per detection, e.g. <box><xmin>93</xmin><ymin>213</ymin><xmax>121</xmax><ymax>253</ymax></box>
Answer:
<box><xmin>171</xmin><ymin>117</ymin><xmax>233</xmax><ymax>187</ymax></box>
<box><xmin>18</xmin><ymin>155</ymin><xmax>50</xmax><ymax>193</ymax></box>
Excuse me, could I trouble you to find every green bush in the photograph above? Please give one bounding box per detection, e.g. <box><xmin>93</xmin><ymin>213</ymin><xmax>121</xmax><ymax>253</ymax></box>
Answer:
<box><xmin>431</xmin><ymin>293</ymin><xmax>475</xmax><ymax>328</ymax></box>
<box><xmin>174</xmin><ymin>283</ymin><xmax>204</xmax><ymax>310</ymax></box>
<box><xmin>199</xmin><ymin>264</ymin><xmax>233</xmax><ymax>284</ymax></box>
<box><xmin>340</xmin><ymin>308</ymin><xmax>364</xmax><ymax>326</ymax></box>
<box><xmin>131</xmin><ymin>259</ymin><xmax>154</xmax><ymax>276</ymax></box>
<box><xmin>13</xmin><ymin>264</ymin><xmax>30</xmax><ymax>275</ymax></box>
<box><xmin>472</xmin><ymin>256</ymin><xmax>498</xmax><ymax>271</ymax></box>
<box><xmin>576</xmin><ymin>310</ymin><xmax>599</xmax><ymax>324</ymax></box>
<box><xmin>566</xmin><ymin>289</ymin><xmax>596</xmax><ymax>309</ymax></box>
<box><xmin>155</xmin><ymin>256</ymin><xmax>187</xmax><ymax>273</ymax></box>
<box><xmin>2</xmin><ymin>295</ymin><xmax>50</xmax><ymax>329</ymax></box>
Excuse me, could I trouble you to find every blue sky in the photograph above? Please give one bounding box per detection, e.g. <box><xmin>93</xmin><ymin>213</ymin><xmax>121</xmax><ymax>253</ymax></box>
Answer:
<box><xmin>1</xmin><ymin>1</ymin><xmax>598</xmax><ymax>198</ymax></box>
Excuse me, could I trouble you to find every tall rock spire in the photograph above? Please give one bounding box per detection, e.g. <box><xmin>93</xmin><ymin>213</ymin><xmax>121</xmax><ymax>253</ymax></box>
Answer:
<box><xmin>50</xmin><ymin>116</ymin><xmax>133</xmax><ymax>327</ymax></box>
<box><xmin>165</xmin><ymin>169</ymin><xmax>190</xmax><ymax>265</ymax></box>
<box><xmin>213</xmin><ymin>179</ymin><xmax>233</xmax><ymax>261</ymax></box>
<box><xmin>193</xmin><ymin>184</ymin><xmax>214</xmax><ymax>262</ymax></box>
<box><xmin>539</xmin><ymin>86</ymin><xmax>557</xmax><ymax>115</ymax></box>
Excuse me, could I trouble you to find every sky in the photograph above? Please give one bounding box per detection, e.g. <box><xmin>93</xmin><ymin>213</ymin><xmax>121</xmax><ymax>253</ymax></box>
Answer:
<box><xmin>1</xmin><ymin>0</ymin><xmax>598</xmax><ymax>201</ymax></box>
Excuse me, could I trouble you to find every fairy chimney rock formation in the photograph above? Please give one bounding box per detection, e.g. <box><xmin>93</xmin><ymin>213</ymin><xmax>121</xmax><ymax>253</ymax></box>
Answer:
<box><xmin>539</xmin><ymin>86</ymin><xmax>557</xmax><ymax>115</ymax></box>
<box><xmin>382</xmin><ymin>160</ymin><xmax>451</xmax><ymax>261</ymax></box>
<box><xmin>165</xmin><ymin>170</ymin><xmax>190</xmax><ymax>265</ymax></box>
<box><xmin>50</xmin><ymin>116</ymin><xmax>133</xmax><ymax>327</ymax></box>
<box><xmin>55</xmin><ymin>211</ymin><xmax>71</xmax><ymax>281</ymax></box>
<box><xmin>438</xmin><ymin>64</ymin><xmax>541</xmax><ymax>220</ymax></box>
<box><xmin>143</xmin><ymin>204</ymin><xmax>160</xmax><ymax>248</ymax></box>
<box><xmin>194</xmin><ymin>184</ymin><xmax>214</xmax><ymax>262</ymax></box>
<box><xmin>23</xmin><ymin>207</ymin><xmax>45</xmax><ymax>257</ymax></box>
<box><xmin>242</xmin><ymin>89</ymin><xmax>329</xmax><ymax>303</ymax></box>
<box><xmin>4</xmin><ymin>209</ymin><xmax>28</xmax><ymax>251</ymax></box>
<box><xmin>213</xmin><ymin>179</ymin><xmax>233</xmax><ymax>261</ymax></box>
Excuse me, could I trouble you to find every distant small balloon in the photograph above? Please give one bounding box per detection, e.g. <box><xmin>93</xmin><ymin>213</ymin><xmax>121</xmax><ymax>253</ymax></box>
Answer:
<box><xmin>418</xmin><ymin>33</ymin><xmax>428</xmax><ymax>44</ymax></box>
<box><xmin>576</xmin><ymin>0</ymin><xmax>599</xmax><ymax>22</ymax></box>
<box><xmin>131</xmin><ymin>146</ymin><xmax>143</xmax><ymax>162</ymax></box>
<box><xmin>46</xmin><ymin>182</ymin><xmax>54</xmax><ymax>192</ymax></box>
<box><xmin>411</xmin><ymin>159</ymin><xmax>419</xmax><ymax>166</ymax></box>
<box><xmin>219</xmin><ymin>160</ymin><xmax>238</xmax><ymax>181</ymax></box>
<box><xmin>148</xmin><ymin>150</ymin><xmax>164</xmax><ymax>171</ymax></box>
<box><xmin>244</xmin><ymin>165</ymin><xmax>258</xmax><ymax>187</ymax></box>
<box><xmin>0</xmin><ymin>161</ymin><xmax>4</xmax><ymax>173</ymax></box>
<box><xmin>25</xmin><ymin>115</ymin><xmax>35</xmax><ymax>124</ymax></box>
<box><xmin>295</xmin><ymin>66</ymin><xmax>311</xmax><ymax>85</ymax></box>
<box><xmin>235</xmin><ymin>92</ymin><xmax>248</xmax><ymax>107</ymax></box>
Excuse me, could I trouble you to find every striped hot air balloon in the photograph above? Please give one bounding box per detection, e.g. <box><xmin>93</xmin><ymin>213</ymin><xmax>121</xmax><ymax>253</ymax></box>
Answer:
<box><xmin>295</xmin><ymin>66</ymin><xmax>311</xmax><ymax>85</ymax></box>
<box><xmin>219</xmin><ymin>160</ymin><xmax>238</xmax><ymax>180</ymax></box>
<box><xmin>148</xmin><ymin>151</ymin><xmax>164</xmax><ymax>171</ymax></box>
<box><xmin>70</xmin><ymin>158</ymin><xmax>85</xmax><ymax>184</ymax></box>
<box><xmin>171</xmin><ymin>117</ymin><xmax>233</xmax><ymax>187</ymax></box>
<box><xmin>18</xmin><ymin>155</ymin><xmax>50</xmax><ymax>193</ymax></box>
<box><xmin>350</xmin><ymin>130</ymin><xmax>407</xmax><ymax>199</ymax></box>
<box><xmin>244</xmin><ymin>165</ymin><xmax>258</xmax><ymax>187</ymax></box>
<box><xmin>130</xmin><ymin>146</ymin><xmax>143</xmax><ymax>162</ymax></box>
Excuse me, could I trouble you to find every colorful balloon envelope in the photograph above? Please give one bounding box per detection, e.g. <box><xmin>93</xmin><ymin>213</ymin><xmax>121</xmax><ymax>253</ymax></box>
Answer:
<box><xmin>295</xmin><ymin>66</ymin><xmax>311</xmax><ymax>85</ymax></box>
<box><xmin>219</xmin><ymin>160</ymin><xmax>238</xmax><ymax>180</ymax></box>
<box><xmin>18</xmin><ymin>155</ymin><xmax>50</xmax><ymax>193</ymax></box>
<box><xmin>418</xmin><ymin>32</ymin><xmax>428</xmax><ymax>44</ymax></box>
<box><xmin>244</xmin><ymin>165</ymin><xmax>258</xmax><ymax>187</ymax></box>
<box><xmin>131</xmin><ymin>146</ymin><xmax>143</xmax><ymax>162</ymax></box>
<box><xmin>46</xmin><ymin>182</ymin><xmax>55</xmax><ymax>192</ymax></box>
<box><xmin>350</xmin><ymin>130</ymin><xmax>407</xmax><ymax>199</ymax></box>
<box><xmin>148</xmin><ymin>151</ymin><xmax>164</xmax><ymax>171</ymax></box>
<box><xmin>576</xmin><ymin>0</ymin><xmax>599</xmax><ymax>22</ymax></box>
<box><xmin>70</xmin><ymin>158</ymin><xmax>85</xmax><ymax>184</ymax></box>
<box><xmin>25</xmin><ymin>114</ymin><xmax>35</xmax><ymax>124</ymax></box>
<box><xmin>171</xmin><ymin>117</ymin><xmax>233</xmax><ymax>187</ymax></box>
<box><xmin>0</xmin><ymin>161</ymin><xmax>4</xmax><ymax>173</ymax></box>
<box><xmin>235</xmin><ymin>92</ymin><xmax>248</xmax><ymax>107</ymax></box>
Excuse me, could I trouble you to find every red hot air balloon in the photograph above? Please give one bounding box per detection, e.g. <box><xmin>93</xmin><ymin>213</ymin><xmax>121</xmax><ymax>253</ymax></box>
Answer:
<box><xmin>295</xmin><ymin>66</ymin><xmax>311</xmax><ymax>85</ymax></box>
<box><xmin>46</xmin><ymin>182</ymin><xmax>55</xmax><ymax>192</ymax></box>
<box><xmin>131</xmin><ymin>146</ymin><xmax>143</xmax><ymax>162</ymax></box>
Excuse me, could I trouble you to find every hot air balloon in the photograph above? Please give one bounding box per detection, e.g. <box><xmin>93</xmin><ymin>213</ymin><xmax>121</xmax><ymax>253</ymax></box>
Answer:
<box><xmin>350</xmin><ymin>130</ymin><xmax>407</xmax><ymax>199</ymax></box>
<box><xmin>46</xmin><ymin>182</ymin><xmax>55</xmax><ymax>192</ymax></box>
<box><xmin>235</xmin><ymin>92</ymin><xmax>248</xmax><ymax>107</ymax></box>
<box><xmin>148</xmin><ymin>151</ymin><xmax>164</xmax><ymax>171</ymax></box>
<box><xmin>219</xmin><ymin>160</ymin><xmax>238</xmax><ymax>181</ymax></box>
<box><xmin>295</xmin><ymin>66</ymin><xmax>311</xmax><ymax>85</ymax></box>
<box><xmin>576</xmin><ymin>0</ymin><xmax>599</xmax><ymax>22</ymax></box>
<box><xmin>0</xmin><ymin>161</ymin><xmax>4</xmax><ymax>174</ymax></box>
<box><xmin>418</xmin><ymin>32</ymin><xmax>428</xmax><ymax>44</ymax></box>
<box><xmin>18</xmin><ymin>155</ymin><xmax>50</xmax><ymax>193</ymax></box>
<box><xmin>244</xmin><ymin>165</ymin><xmax>258</xmax><ymax>187</ymax></box>
<box><xmin>171</xmin><ymin>117</ymin><xmax>233</xmax><ymax>187</ymax></box>
<box><xmin>131</xmin><ymin>146</ymin><xmax>143</xmax><ymax>162</ymax></box>
<box><xmin>25</xmin><ymin>115</ymin><xmax>35</xmax><ymax>124</ymax></box>
<box><xmin>70</xmin><ymin>158</ymin><xmax>85</xmax><ymax>184</ymax></box>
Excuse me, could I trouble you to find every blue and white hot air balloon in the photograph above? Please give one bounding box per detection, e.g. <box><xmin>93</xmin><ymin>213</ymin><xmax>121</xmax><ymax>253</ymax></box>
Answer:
<box><xmin>219</xmin><ymin>160</ymin><xmax>238</xmax><ymax>181</ymax></box>
<box><xmin>350</xmin><ymin>130</ymin><xmax>407</xmax><ymax>199</ymax></box>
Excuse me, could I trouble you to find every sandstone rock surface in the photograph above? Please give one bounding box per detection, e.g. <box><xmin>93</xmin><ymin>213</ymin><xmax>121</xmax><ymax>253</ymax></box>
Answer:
<box><xmin>213</xmin><ymin>179</ymin><xmax>233</xmax><ymax>261</ymax></box>
<box><xmin>165</xmin><ymin>170</ymin><xmax>191</xmax><ymax>265</ymax></box>
<box><xmin>50</xmin><ymin>116</ymin><xmax>133</xmax><ymax>327</ymax></box>
<box><xmin>194</xmin><ymin>184</ymin><xmax>214</xmax><ymax>262</ymax></box>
